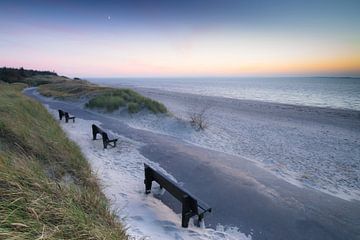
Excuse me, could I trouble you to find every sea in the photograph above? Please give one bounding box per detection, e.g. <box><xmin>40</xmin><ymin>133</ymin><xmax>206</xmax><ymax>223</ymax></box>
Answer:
<box><xmin>88</xmin><ymin>77</ymin><xmax>360</xmax><ymax>111</ymax></box>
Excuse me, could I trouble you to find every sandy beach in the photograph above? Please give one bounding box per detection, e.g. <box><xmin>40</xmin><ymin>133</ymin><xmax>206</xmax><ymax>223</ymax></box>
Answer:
<box><xmin>24</xmin><ymin>87</ymin><xmax>360</xmax><ymax>240</ymax></box>
<box><xmin>4</xmin><ymin>1</ymin><xmax>360</xmax><ymax>239</ymax></box>
<box><xmin>125</xmin><ymin>87</ymin><xmax>360</xmax><ymax>201</ymax></box>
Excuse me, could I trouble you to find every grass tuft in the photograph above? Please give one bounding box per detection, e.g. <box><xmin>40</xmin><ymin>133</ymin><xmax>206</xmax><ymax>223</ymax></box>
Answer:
<box><xmin>85</xmin><ymin>95</ymin><xmax>126</xmax><ymax>112</ymax></box>
<box><xmin>127</xmin><ymin>102</ymin><xmax>141</xmax><ymax>114</ymax></box>
<box><xmin>85</xmin><ymin>89</ymin><xmax>167</xmax><ymax>114</ymax></box>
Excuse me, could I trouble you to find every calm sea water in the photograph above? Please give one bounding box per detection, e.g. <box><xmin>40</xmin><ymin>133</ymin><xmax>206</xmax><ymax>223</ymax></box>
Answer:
<box><xmin>88</xmin><ymin>77</ymin><xmax>360</xmax><ymax>111</ymax></box>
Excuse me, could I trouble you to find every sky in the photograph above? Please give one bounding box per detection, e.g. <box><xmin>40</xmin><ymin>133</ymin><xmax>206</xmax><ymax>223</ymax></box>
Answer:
<box><xmin>0</xmin><ymin>0</ymin><xmax>359</xmax><ymax>77</ymax></box>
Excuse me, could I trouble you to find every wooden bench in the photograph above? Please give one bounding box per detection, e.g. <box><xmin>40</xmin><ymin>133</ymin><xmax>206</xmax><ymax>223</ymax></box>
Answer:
<box><xmin>92</xmin><ymin>124</ymin><xmax>118</xmax><ymax>149</ymax></box>
<box><xmin>64</xmin><ymin>112</ymin><xmax>75</xmax><ymax>123</ymax></box>
<box><xmin>144</xmin><ymin>163</ymin><xmax>212</xmax><ymax>228</ymax></box>
<box><xmin>58</xmin><ymin>109</ymin><xmax>75</xmax><ymax>123</ymax></box>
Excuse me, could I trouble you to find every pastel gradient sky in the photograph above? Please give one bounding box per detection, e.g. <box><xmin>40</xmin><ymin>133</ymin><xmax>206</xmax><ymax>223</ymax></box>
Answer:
<box><xmin>1</xmin><ymin>0</ymin><xmax>359</xmax><ymax>77</ymax></box>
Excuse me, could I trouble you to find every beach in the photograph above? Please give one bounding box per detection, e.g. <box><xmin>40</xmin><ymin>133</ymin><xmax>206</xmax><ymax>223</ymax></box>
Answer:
<box><xmin>3</xmin><ymin>0</ymin><xmax>360</xmax><ymax>239</ymax></box>
<box><xmin>133</xmin><ymin>87</ymin><xmax>360</xmax><ymax>201</ymax></box>
<box><xmin>24</xmin><ymin>87</ymin><xmax>360</xmax><ymax>240</ymax></box>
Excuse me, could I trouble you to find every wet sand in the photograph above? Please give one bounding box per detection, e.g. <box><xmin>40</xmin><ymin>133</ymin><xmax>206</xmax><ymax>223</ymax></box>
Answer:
<box><xmin>24</xmin><ymin>88</ymin><xmax>360</xmax><ymax>240</ymax></box>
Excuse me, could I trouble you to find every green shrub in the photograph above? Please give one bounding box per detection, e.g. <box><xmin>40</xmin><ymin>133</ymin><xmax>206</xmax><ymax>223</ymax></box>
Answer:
<box><xmin>85</xmin><ymin>89</ymin><xmax>167</xmax><ymax>114</ymax></box>
<box><xmin>86</xmin><ymin>95</ymin><xmax>126</xmax><ymax>112</ymax></box>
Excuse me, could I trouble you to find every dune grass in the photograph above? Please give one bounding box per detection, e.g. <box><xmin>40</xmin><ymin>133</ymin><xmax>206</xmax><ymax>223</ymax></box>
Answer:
<box><xmin>38</xmin><ymin>77</ymin><xmax>168</xmax><ymax>114</ymax></box>
<box><xmin>85</xmin><ymin>89</ymin><xmax>167</xmax><ymax>114</ymax></box>
<box><xmin>24</xmin><ymin>75</ymin><xmax>68</xmax><ymax>87</ymax></box>
<box><xmin>127</xmin><ymin>102</ymin><xmax>141</xmax><ymax>114</ymax></box>
<box><xmin>38</xmin><ymin>79</ymin><xmax>104</xmax><ymax>99</ymax></box>
<box><xmin>0</xmin><ymin>83</ymin><xmax>128</xmax><ymax>239</ymax></box>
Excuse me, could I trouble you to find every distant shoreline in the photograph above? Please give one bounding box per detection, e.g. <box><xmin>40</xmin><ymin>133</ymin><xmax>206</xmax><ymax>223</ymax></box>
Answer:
<box><xmin>136</xmin><ymin>86</ymin><xmax>360</xmax><ymax>114</ymax></box>
<box><xmin>311</xmin><ymin>76</ymin><xmax>360</xmax><ymax>79</ymax></box>
<box><xmin>89</xmin><ymin>80</ymin><xmax>360</xmax><ymax>116</ymax></box>
<box><xmin>87</xmin><ymin>76</ymin><xmax>360</xmax><ymax>112</ymax></box>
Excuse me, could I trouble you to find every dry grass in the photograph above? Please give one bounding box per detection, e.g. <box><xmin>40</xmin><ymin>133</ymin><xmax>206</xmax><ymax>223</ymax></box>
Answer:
<box><xmin>0</xmin><ymin>83</ymin><xmax>128</xmax><ymax>240</ymax></box>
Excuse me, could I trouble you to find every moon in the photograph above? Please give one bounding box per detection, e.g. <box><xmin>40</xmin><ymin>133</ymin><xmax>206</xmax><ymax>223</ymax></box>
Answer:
<box><xmin>107</xmin><ymin>16</ymin><xmax>111</xmax><ymax>20</ymax></box>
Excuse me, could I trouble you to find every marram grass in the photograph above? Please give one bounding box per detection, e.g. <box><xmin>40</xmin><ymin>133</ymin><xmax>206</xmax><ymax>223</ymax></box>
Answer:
<box><xmin>85</xmin><ymin>89</ymin><xmax>167</xmax><ymax>114</ymax></box>
<box><xmin>37</xmin><ymin>77</ymin><xmax>167</xmax><ymax>114</ymax></box>
<box><xmin>0</xmin><ymin>83</ymin><xmax>128</xmax><ymax>240</ymax></box>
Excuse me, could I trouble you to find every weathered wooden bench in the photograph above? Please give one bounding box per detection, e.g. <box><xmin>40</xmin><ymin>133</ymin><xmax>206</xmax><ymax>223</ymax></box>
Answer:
<box><xmin>64</xmin><ymin>112</ymin><xmax>75</xmax><ymax>123</ymax></box>
<box><xmin>92</xmin><ymin>124</ymin><xmax>118</xmax><ymax>149</ymax></box>
<box><xmin>144</xmin><ymin>163</ymin><xmax>212</xmax><ymax>228</ymax></box>
<box><xmin>58</xmin><ymin>109</ymin><xmax>75</xmax><ymax>123</ymax></box>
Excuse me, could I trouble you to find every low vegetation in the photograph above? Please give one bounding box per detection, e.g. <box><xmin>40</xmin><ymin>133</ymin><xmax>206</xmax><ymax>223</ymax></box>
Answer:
<box><xmin>1</xmin><ymin>67</ymin><xmax>168</xmax><ymax>114</ymax></box>
<box><xmin>38</xmin><ymin>78</ymin><xmax>167</xmax><ymax>114</ymax></box>
<box><xmin>0</xmin><ymin>83</ymin><xmax>128</xmax><ymax>239</ymax></box>
<box><xmin>0</xmin><ymin>67</ymin><xmax>58</xmax><ymax>86</ymax></box>
<box><xmin>87</xmin><ymin>94</ymin><xmax>126</xmax><ymax>112</ymax></box>
<box><xmin>38</xmin><ymin>79</ymin><xmax>104</xmax><ymax>99</ymax></box>
<box><xmin>24</xmin><ymin>75</ymin><xmax>69</xmax><ymax>87</ymax></box>
<box><xmin>85</xmin><ymin>89</ymin><xmax>167</xmax><ymax>114</ymax></box>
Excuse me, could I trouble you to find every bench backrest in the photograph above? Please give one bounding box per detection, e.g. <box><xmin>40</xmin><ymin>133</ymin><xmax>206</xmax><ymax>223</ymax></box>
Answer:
<box><xmin>92</xmin><ymin>124</ymin><xmax>111</xmax><ymax>141</ymax></box>
<box><xmin>92</xmin><ymin>124</ymin><xmax>104</xmax><ymax>140</ymax></box>
<box><xmin>145</xmin><ymin>164</ymin><xmax>195</xmax><ymax>202</ymax></box>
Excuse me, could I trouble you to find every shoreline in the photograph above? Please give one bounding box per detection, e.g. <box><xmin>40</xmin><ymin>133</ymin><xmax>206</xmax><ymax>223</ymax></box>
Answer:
<box><xmin>136</xmin><ymin>86</ymin><xmax>360</xmax><ymax>116</ymax></box>
<box><xmin>87</xmin><ymin>77</ymin><xmax>360</xmax><ymax>112</ymax></box>
<box><xmin>91</xmin><ymin>80</ymin><xmax>360</xmax><ymax>127</ymax></box>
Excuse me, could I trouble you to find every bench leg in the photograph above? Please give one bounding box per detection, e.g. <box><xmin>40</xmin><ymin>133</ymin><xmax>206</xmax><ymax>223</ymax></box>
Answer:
<box><xmin>144</xmin><ymin>167</ymin><xmax>153</xmax><ymax>194</ymax></box>
<box><xmin>182</xmin><ymin>196</ymin><xmax>192</xmax><ymax>228</ymax></box>
<box><xmin>197</xmin><ymin>213</ymin><xmax>205</xmax><ymax>227</ymax></box>
<box><xmin>103</xmin><ymin>140</ymin><xmax>107</xmax><ymax>149</ymax></box>
<box><xmin>92</xmin><ymin>126</ymin><xmax>97</xmax><ymax>140</ymax></box>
